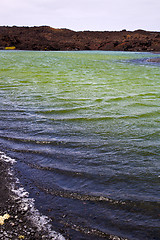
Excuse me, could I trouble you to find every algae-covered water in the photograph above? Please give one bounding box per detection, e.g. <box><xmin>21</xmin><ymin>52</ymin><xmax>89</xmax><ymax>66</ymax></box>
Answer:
<box><xmin>0</xmin><ymin>51</ymin><xmax>160</xmax><ymax>239</ymax></box>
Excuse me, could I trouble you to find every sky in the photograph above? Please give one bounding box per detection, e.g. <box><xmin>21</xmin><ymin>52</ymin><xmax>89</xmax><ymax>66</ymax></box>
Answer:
<box><xmin>0</xmin><ymin>0</ymin><xmax>160</xmax><ymax>31</ymax></box>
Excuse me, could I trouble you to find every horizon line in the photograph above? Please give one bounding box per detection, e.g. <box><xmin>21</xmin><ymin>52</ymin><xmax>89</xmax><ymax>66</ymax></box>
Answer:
<box><xmin>1</xmin><ymin>25</ymin><xmax>160</xmax><ymax>33</ymax></box>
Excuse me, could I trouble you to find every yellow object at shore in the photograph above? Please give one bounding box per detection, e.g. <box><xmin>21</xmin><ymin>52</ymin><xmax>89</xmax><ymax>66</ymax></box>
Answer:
<box><xmin>5</xmin><ymin>46</ymin><xmax>16</xmax><ymax>50</ymax></box>
<box><xmin>0</xmin><ymin>213</ymin><xmax>10</xmax><ymax>225</ymax></box>
<box><xmin>18</xmin><ymin>235</ymin><xmax>25</xmax><ymax>239</ymax></box>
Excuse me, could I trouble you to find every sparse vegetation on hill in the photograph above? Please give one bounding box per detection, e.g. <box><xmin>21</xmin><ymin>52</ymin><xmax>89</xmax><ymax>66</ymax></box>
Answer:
<box><xmin>0</xmin><ymin>26</ymin><xmax>160</xmax><ymax>51</ymax></box>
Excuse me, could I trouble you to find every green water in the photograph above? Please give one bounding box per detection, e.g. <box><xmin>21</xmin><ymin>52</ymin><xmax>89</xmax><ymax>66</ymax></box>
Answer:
<box><xmin>0</xmin><ymin>51</ymin><xmax>160</xmax><ymax>240</ymax></box>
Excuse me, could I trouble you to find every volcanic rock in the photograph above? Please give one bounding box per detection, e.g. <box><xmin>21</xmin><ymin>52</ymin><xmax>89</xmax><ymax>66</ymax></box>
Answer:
<box><xmin>0</xmin><ymin>26</ymin><xmax>160</xmax><ymax>52</ymax></box>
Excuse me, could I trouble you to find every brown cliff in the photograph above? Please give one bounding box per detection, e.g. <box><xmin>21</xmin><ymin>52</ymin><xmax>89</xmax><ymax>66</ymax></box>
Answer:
<box><xmin>0</xmin><ymin>26</ymin><xmax>160</xmax><ymax>52</ymax></box>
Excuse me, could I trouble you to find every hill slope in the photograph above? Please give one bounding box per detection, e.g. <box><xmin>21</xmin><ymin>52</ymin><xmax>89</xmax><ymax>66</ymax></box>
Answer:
<box><xmin>0</xmin><ymin>26</ymin><xmax>160</xmax><ymax>51</ymax></box>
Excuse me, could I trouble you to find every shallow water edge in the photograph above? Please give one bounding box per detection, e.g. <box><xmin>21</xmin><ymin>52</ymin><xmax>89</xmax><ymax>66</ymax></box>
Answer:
<box><xmin>0</xmin><ymin>151</ymin><xmax>65</xmax><ymax>240</ymax></box>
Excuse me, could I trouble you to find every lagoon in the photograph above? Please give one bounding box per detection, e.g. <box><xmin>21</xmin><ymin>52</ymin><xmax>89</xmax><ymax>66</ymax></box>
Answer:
<box><xmin>0</xmin><ymin>51</ymin><xmax>160</xmax><ymax>239</ymax></box>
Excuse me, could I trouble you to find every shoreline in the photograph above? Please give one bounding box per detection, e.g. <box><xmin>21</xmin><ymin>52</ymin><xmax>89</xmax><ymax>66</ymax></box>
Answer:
<box><xmin>1</xmin><ymin>49</ymin><xmax>160</xmax><ymax>54</ymax></box>
<box><xmin>0</xmin><ymin>151</ymin><xmax>130</xmax><ymax>240</ymax></box>
<box><xmin>0</xmin><ymin>152</ymin><xmax>65</xmax><ymax>240</ymax></box>
<box><xmin>147</xmin><ymin>57</ymin><xmax>160</xmax><ymax>62</ymax></box>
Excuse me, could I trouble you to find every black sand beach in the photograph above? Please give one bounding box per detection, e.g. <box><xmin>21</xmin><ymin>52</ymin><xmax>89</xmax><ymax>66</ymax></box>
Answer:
<box><xmin>0</xmin><ymin>153</ymin><xmax>64</xmax><ymax>240</ymax></box>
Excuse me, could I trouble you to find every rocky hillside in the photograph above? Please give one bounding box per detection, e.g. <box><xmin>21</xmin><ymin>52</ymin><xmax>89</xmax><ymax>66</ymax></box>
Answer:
<box><xmin>0</xmin><ymin>26</ymin><xmax>160</xmax><ymax>51</ymax></box>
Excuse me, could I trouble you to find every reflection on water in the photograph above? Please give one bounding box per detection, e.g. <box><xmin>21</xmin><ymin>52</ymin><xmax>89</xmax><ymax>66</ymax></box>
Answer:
<box><xmin>0</xmin><ymin>51</ymin><xmax>160</xmax><ymax>239</ymax></box>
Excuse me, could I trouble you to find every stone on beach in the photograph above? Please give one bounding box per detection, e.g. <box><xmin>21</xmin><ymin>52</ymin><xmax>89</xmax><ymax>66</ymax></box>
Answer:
<box><xmin>0</xmin><ymin>214</ymin><xmax>10</xmax><ymax>225</ymax></box>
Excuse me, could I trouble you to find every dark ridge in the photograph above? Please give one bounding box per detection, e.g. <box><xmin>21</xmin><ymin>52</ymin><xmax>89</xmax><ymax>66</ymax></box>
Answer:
<box><xmin>0</xmin><ymin>26</ymin><xmax>160</xmax><ymax>51</ymax></box>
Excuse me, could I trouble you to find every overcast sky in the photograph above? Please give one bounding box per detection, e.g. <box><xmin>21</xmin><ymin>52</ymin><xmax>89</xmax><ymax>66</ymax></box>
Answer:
<box><xmin>0</xmin><ymin>0</ymin><xmax>160</xmax><ymax>31</ymax></box>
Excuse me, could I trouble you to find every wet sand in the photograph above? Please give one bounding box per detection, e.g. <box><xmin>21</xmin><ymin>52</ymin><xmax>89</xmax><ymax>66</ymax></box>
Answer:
<box><xmin>0</xmin><ymin>155</ymin><xmax>64</xmax><ymax>240</ymax></box>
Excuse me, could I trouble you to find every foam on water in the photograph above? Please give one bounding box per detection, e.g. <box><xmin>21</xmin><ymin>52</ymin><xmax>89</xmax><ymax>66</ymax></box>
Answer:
<box><xmin>0</xmin><ymin>151</ymin><xmax>16</xmax><ymax>164</ymax></box>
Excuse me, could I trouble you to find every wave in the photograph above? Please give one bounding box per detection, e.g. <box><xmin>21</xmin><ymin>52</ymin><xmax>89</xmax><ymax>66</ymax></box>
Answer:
<box><xmin>0</xmin><ymin>151</ymin><xmax>132</xmax><ymax>240</ymax></box>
